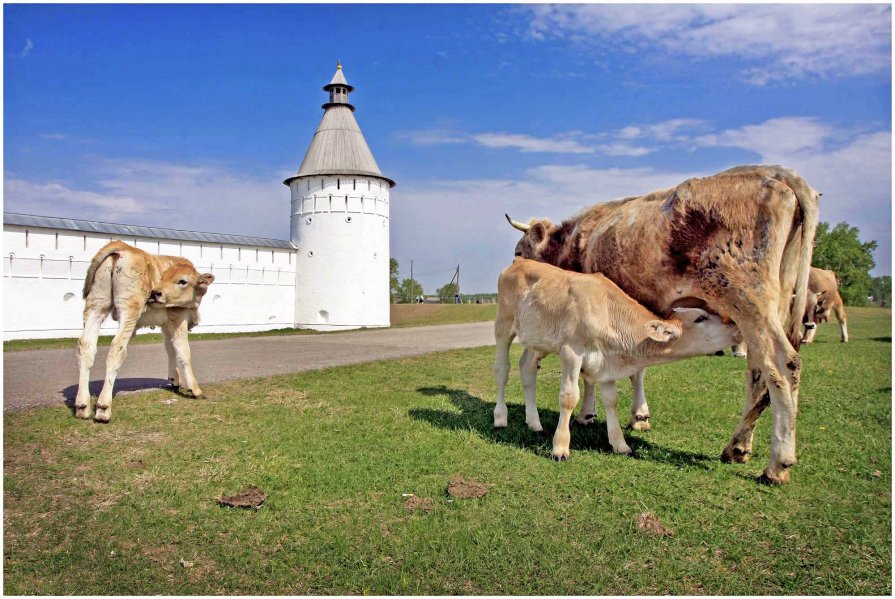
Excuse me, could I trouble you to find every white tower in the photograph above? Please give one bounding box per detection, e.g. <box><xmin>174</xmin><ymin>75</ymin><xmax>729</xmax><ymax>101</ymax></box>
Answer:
<box><xmin>285</xmin><ymin>63</ymin><xmax>395</xmax><ymax>330</ymax></box>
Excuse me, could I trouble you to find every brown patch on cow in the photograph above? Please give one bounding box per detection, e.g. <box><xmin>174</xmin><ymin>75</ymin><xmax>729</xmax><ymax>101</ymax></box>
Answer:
<box><xmin>403</xmin><ymin>497</ymin><xmax>435</xmax><ymax>513</ymax></box>
<box><xmin>447</xmin><ymin>476</ymin><xmax>488</xmax><ymax>499</ymax></box>
<box><xmin>636</xmin><ymin>512</ymin><xmax>674</xmax><ymax>537</ymax></box>
<box><xmin>218</xmin><ymin>486</ymin><xmax>266</xmax><ymax>509</ymax></box>
<box><xmin>666</xmin><ymin>207</ymin><xmax>722</xmax><ymax>275</ymax></box>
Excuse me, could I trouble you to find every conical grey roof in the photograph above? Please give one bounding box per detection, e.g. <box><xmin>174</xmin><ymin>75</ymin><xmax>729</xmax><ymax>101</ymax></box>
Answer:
<box><xmin>285</xmin><ymin>65</ymin><xmax>394</xmax><ymax>188</ymax></box>
<box><xmin>323</xmin><ymin>63</ymin><xmax>353</xmax><ymax>91</ymax></box>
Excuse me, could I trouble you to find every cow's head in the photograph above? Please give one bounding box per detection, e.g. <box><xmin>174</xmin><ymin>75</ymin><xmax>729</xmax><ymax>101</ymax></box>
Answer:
<box><xmin>148</xmin><ymin>265</ymin><xmax>215</xmax><ymax>308</ymax></box>
<box><xmin>506</xmin><ymin>214</ymin><xmax>557</xmax><ymax>261</ymax></box>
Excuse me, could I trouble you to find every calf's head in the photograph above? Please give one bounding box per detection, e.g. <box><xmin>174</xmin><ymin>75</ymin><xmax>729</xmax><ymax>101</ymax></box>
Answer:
<box><xmin>663</xmin><ymin>307</ymin><xmax>741</xmax><ymax>356</ymax></box>
<box><xmin>148</xmin><ymin>265</ymin><xmax>215</xmax><ymax>308</ymax></box>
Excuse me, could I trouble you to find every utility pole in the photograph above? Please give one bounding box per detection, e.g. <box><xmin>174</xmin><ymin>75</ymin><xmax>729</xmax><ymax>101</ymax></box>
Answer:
<box><xmin>457</xmin><ymin>264</ymin><xmax>461</xmax><ymax>303</ymax></box>
<box><xmin>409</xmin><ymin>259</ymin><xmax>413</xmax><ymax>303</ymax></box>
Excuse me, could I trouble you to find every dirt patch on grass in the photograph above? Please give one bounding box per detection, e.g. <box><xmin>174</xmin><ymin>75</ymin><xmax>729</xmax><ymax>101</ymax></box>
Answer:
<box><xmin>636</xmin><ymin>512</ymin><xmax>674</xmax><ymax>537</ymax></box>
<box><xmin>447</xmin><ymin>476</ymin><xmax>488</xmax><ymax>499</ymax></box>
<box><xmin>218</xmin><ymin>486</ymin><xmax>266</xmax><ymax>509</ymax></box>
<box><xmin>403</xmin><ymin>497</ymin><xmax>435</xmax><ymax>512</ymax></box>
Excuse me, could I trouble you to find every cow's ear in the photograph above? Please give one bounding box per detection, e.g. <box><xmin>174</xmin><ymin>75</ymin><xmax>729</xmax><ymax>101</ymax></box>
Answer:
<box><xmin>529</xmin><ymin>222</ymin><xmax>548</xmax><ymax>243</ymax></box>
<box><xmin>645</xmin><ymin>320</ymin><xmax>680</xmax><ymax>342</ymax></box>
<box><xmin>199</xmin><ymin>273</ymin><xmax>215</xmax><ymax>287</ymax></box>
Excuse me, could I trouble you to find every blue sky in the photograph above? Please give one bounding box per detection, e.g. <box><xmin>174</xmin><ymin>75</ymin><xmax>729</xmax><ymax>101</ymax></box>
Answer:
<box><xmin>5</xmin><ymin>3</ymin><xmax>891</xmax><ymax>292</ymax></box>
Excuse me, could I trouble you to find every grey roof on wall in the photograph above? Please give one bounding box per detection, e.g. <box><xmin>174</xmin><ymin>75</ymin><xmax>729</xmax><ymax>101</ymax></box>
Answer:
<box><xmin>3</xmin><ymin>212</ymin><xmax>295</xmax><ymax>249</ymax></box>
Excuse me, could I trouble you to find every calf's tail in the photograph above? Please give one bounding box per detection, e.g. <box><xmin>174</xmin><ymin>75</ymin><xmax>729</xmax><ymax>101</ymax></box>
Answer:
<box><xmin>82</xmin><ymin>241</ymin><xmax>127</xmax><ymax>299</ymax></box>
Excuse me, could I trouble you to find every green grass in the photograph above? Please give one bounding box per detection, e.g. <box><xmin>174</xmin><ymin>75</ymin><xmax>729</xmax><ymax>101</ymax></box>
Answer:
<box><xmin>3</xmin><ymin>304</ymin><xmax>498</xmax><ymax>352</ymax></box>
<box><xmin>3</xmin><ymin>308</ymin><xmax>890</xmax><ymax>594</ymax></box>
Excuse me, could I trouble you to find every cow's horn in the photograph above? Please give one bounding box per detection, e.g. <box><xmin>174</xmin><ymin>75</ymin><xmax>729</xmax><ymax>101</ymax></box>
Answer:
<box><xmin>505</xmin><ymin>214</ymin><xmax>530</xmax><ymax>232</ymax></box>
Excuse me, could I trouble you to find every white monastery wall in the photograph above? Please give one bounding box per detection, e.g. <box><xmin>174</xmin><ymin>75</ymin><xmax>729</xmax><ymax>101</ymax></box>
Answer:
<box><xmin>290</xmin><ymin>175</ymin><xmax>390</xmax><ymax>330</ymax></box>
<box><xmin>3</xmin><ymin>225</ymin><xmax>296</xmax><ymax>340</ymax></box>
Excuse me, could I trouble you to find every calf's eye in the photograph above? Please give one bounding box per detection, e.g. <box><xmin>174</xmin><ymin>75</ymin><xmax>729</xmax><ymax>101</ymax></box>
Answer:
<box><xmin>694</xmin><ymin>315</ymin><xmax>708</xmax><ymax>323</ymax></box>
<box><xmin>178</xmin><ymin>279</ymin><xmax>188</xmax><ymax>285</ymax></box>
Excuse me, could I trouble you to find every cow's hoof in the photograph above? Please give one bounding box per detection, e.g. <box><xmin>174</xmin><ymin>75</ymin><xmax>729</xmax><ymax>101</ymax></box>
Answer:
<box><xmin>74</xmin><ymin>406</ymin><xmax>92</xmax><ymax>419</ymax></box>
<box><xmin>551</xmin><ymin>453</ymin><xmax>569</xmax><ymax>462</ymax></box>
<box><xmin>167</xmin><ymin>383</ymin><xmax>180</xmax><ymax>392</ymax></box>
<box><xmin>721</xmin><ymin>445</ymin><xmax>751</xmax><ymax>463</ymax></box>
<box><xmin>527</xmin><ymin>421</ymin><xmax>544</xmax><ymax>433</ymax></box>
<box><xmin>93</xmin><ymin>410</ymin><xmax>111</xmax><ymax>424</ymax></box>
<box><xmin>193</xmin><ymin>392</ymin><xmax>206</xmax><ymax>400</ymax></box>
<box><xmin>732</xmin><ymin>351</ymin><xmax>747</xmax><ymax>358</ymax></box>
<box><xmin>493</xmin><ymin>413</ymin><xmax>508</xmax><ymax>428</ymax></box>
<box><xmin>575</xmin><ymin>413</ymin><xmax>595</xmax><ymax>426</ymax></box>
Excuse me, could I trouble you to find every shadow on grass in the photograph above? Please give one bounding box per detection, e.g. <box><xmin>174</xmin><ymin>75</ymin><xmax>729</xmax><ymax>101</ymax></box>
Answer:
<box><xmin>410</xmin><ymin>385</ymin><xmax>714</xmax><ymax>469</ymax></box>
<box><xmin>60</xmin><ymin>378</ymin><xmax>172</xmax><ymax>412</ymax></box>
<box><xmin>870</xmin><ymin>336</ymin><xmax>891</xmax><ymax>343</ymax></box>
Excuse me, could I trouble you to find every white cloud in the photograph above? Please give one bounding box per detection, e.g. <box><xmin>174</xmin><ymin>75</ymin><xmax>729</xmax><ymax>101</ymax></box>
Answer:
<box><xmin>40</xmin><ymin>133</ymin><xmax>69</xmax><ymax>141</ymax></box>
<box><xmin>525</xmin><ymin>4</ymin><xmax>891</xmax><ymax>84</ymax></box>
<box><xmin>471</xmin><ymin>132</ymin><xmax>593</xmax><ymax>154</ymax></box>
<box><xmin>4</xmin><ymin>159</ymin><xmax>292</xmax><ymax>240</ymax></box>
<box><xmin>21</xmin><ymin>38</ymin><xmax>33</xmax><ymax>58</ymax></box>
<box><xmin>615</xmin><ymin>118</ymin><xmax>706</xmax><ymax>142</ymax></box>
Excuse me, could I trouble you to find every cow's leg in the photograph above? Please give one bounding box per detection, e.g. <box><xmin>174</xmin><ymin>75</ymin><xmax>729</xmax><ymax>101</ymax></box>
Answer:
<box><xmin>835</xmin><ymin>305</ymin><xmax>848</xmax><ymax>343</ymax></box>
<box><xmin>801</xmin><ymin>322</ymin><xmax>817</xmax><ymax>344</ymax></box>
<box><xmin>600</xmin><ymin>382</ymin><xmax>632</xmax><ymax>455</ymax></box>
<box><xmin>165</xmin><ymin>319</ymin><xmax>204</xmax><ymax>399</ymax></box>
<box><xmin>721</xmin><ymin>348</ymin><xmax>768</xmax><ymax>464</ymax></box>
<box><xmin>575</xmin><ymin>381</ymin><xmax>597</xmax><ymax>426</ymax></box>
<box><xmin>519</xmin><ymin>348</ymin><xmax>543</xmax><ymax>432</ymax></box>
<box><xmin>493</xmin><ymin>329</ymin><xmax>515</xmax><ymax>428</ymax></box>
<box><xmin>74</xmin><ymin>306</ymin><xmax>110</xmax><ymax>419</ymax></box>
<box><xmin>94</xmin><ymin>310</ymin><xmax>140</xmax><ymax>423</ymax></box>
<box><xmin>628</xmin><ymin>368</ymin><xmax>651</xmax><ymax>431</ymax></box>
<box><xmin>723</xmin><ymin>328</ymin><xmax>800</xmax><ymax>484</ymax></box>
<box><xmin>551</xmin><ymin>346</ymin><xmax>583</xmax><ymax>461</ymax></box>
<box><xmin>162</xmin><ymin>326</ymin><xmax>181</xmax><ymax>392</ymax></box>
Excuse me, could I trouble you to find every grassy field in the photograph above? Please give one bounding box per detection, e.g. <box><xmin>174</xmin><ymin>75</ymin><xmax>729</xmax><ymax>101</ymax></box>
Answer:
<box><xmin>3</xmin><ymin>304</ymin><xmax>498</xmax><ymax>352</ymax></box>
<box><xmin>3</xmin><ymin>307</ymin><xmax>890</xmax><ymax>594</ymax></box>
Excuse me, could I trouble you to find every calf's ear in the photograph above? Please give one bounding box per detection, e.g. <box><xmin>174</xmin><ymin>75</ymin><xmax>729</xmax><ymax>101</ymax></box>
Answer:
<box><xmin>199</xmin><ymin>273</ymin><xmax>215</xmax><ymax>287</ymax></box>
<box><xmin>645</xmin><ymin>320</ymin><xmax>680</xmax><ymax>342</ymax></box>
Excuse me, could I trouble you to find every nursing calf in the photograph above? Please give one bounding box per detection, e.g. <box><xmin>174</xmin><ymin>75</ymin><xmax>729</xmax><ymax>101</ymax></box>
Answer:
<box><xmin>493</xmin><ymin>259</ymin><xmax>740</xmax><ymax>460</ymax></box>
<box><xmin>75</xmin><ymin>241</ymin><xmax>214</xmax><ymax>423</ymax></box>
<box><xmin>802</xmin><ymin>267</ymin><xmax>848</xmax><ymax>343</ymax></box>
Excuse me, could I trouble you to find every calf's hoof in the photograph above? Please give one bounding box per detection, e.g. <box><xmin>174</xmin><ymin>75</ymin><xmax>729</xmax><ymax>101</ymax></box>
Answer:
<box><xmin>93</xmin><ymin>408</ymin><xmax>111</xmax><ymax>424</ymax></box>
<box><xmin>551</xmin><ymin>451</ymin><xmax>569</xmax><ymax>462</ymax></box>
<box><xmin>526</xmin><ymin>421</ymin><xmax>544</xmax><ymax>433</ymax></box>
<box><xmin>720</xmin><ymin>445</ymin><xmax>752</xmax><ymax>464</ymax></box>
<box><xmin>732</xmin><ymin>351</ymin><xmax>747</xmax><ymax>358</ymax></box>
<box><xmin>758</xmin><ymin>466</ymin><xmax>792</xmax><ymax>485</ymax></box>
<box><xmin>629</xmin><ymin>416</ymin><xmax>651</xmax><ymax>431</ymax></box>
<box><xmin>74</xmin><ymin>405</ymin><xmax>92</xmax><ymax>420</ymax></box>
<box><xmin>493</xmin><ymin>412</ymin><xmax>508</xmax><ymax>428</ymax></box>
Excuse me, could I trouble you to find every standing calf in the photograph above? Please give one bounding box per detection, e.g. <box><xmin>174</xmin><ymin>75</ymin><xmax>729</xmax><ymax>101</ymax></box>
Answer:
<box><xmin>493</xmin><ymin>259</ymin><xmax>740</xmax><ymax>460</ymax></box>
<box><xmin>76</xmin><ymin>241</ymin><xmax>214</xmax><ymax>423</ymax></box>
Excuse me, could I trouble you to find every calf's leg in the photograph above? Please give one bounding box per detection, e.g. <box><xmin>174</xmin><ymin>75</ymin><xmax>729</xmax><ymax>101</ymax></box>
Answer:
<box><xmin>94</xmin><ymin>310</ymin><xmax>140</xmax><ymax>423</ymax></box>
<box><xmin>519</xmin><ymin>348</ymin><xmax>544</xmax><ymax>432</ymax></box>
<box><xmin>575</xmin><ymin>381</ymin><xmax>597</xmax><ymax>426</ymax></box>
<box><xmin>75</xmin><ymin>306</ymin><xmax>110</xmax><ymax>419</ymax></box>
<box><xmin>551</xmin><ymin>346</ymin><xmax>583</xmax><ymax>461</ymax></box>
<box><xmin>835</xmin><ymin>305</ymin><xmax>848</xmax><ymax>343</ymax></box>
<box><xmin>492</xmin><ymin>329</ymin><xmax>514</xmax><ymax>428</ymax></box>
<box><xmin>165</xmin><ymin>318</ymin><xmax>204</xmax><ymax>398</ymax></box>
<box><xmin>162</xmin><ymin>326</ymin><xmax>181</xmax><ymax>391</ymax></box>
<box><xmin>600</xmin><ymin>382</ymin><xmax>632</xmax><ymax>454</ymax></box>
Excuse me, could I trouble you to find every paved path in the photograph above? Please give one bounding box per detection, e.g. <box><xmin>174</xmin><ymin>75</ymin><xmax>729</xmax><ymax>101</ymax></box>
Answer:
<box><xmin>3</xmin><ymin>322</ymin><xmax>495</xmax><ymax>412</ymax></box>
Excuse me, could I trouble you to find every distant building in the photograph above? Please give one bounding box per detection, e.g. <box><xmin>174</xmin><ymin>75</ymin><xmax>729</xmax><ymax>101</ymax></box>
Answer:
<box><xmin>3</xmin><ymin>64</ymin><xmax>393</xmax><ymax>340</ymax></box>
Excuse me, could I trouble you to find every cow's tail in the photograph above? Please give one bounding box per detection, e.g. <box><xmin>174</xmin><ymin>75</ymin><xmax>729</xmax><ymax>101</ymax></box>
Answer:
<box><xmin>786</xmin><ymin>180</ymin><xmax>820</xmax><ymax>351</ymax></box>
<box><xmin>82</xmin><ymin>241</ymin><xmax>126</xmax><ymax>299</ymax></box>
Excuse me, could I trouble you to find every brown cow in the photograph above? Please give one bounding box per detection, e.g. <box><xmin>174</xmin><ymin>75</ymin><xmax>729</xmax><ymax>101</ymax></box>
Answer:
<box><xmin>507</xmin><ymin>165</ymin><xmax>819</xmax><ymax>484</ymax></box>
<box><xmin>494</xmin><ymin>258</ymin><xmax>741</xmax><ymax>459</ymax></box>
<box><xmin>802</xmin><ymin>267</ymin><xmax>848</xmax><ymax>343</ymax></box>
<box><xmin>75</xmin><ymin>241</ymin><xmax>214</xmax><ymax>423</ymax></box>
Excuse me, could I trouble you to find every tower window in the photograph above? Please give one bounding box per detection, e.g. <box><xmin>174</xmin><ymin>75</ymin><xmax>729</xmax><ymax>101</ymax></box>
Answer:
<box><xmin>353</xmin><ymin>179</ymin><xmax>356</xmax><ymax>190</ymax></box>
<box><xmin>306</xmin><ymin>180</ymin><xmax>310</xmax><ymax>191</ymax></box>
<box><xmin>337</xmin><ymin>179</ymin><xmax>340</xmax><ymax>189</ymax></box>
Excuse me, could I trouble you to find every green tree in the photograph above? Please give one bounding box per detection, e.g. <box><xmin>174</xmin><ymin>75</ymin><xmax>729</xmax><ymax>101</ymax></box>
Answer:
<box><xmin>812</xmin><ymin>222</ymin><xmax>877</xmax><ymax>306</ymax></box>
<box><xmin>398</xmin><ymin>277</ymin><xmax>423</xmax><ymax>303</ymax></box>
<box><xmin>436</xmin><ymin>282</ymin><xmax>459</xmax><ymax>303</ymax></box>
<box><xmin>868</xmin><ymin>276</ymin><xmax>891</xmax><ymax>307</ymax></box>
<box><xmin>389</xmin><ymin>258</ymin><xmax>400</xmax><ymax>303</ymax></box>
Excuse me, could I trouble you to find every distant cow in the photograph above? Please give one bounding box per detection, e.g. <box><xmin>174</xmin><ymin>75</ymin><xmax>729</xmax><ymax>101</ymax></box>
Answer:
<box><xmin>493</xmin><ymin>258</ymin><xmax>740</xmax><ymax>460</ymax></box>
<box><xmin>507</xmin><ymin>165</ymin><xmax>819</xmax><ymax>483</ymax></box>
<box><xmin>802</xmin><ymin>267</ymin><xmax>848</xmax><ymax>343</ymax></box>
<box><xmin>75</xmin><ymin>241</ymin><xmax>214</xmax><ymax>423</ymax></box>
